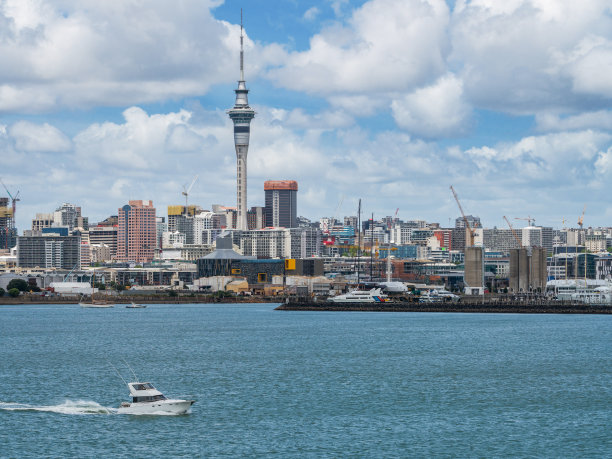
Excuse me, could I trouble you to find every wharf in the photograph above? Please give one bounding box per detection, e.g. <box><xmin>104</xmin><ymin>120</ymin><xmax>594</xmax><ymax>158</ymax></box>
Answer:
<box><xmin>276</xmin><ymin>300</ymin><xmax>612</xmax><ymax>314</ymax></box>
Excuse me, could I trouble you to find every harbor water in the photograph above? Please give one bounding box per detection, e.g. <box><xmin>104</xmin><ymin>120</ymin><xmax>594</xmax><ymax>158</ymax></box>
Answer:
<box><xmin>0</xmin><ymin>304</ymin><xmax>610</xmax><ymax>457</ymax></box>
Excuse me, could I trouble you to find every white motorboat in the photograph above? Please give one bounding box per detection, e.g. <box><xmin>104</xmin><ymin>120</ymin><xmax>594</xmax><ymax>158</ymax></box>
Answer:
<box><xmin>329</xmin><ymin>288</ymin><xmax>389</xmax><ymax>303</ymax></box>
<box><xmin>126</xmin><ymin>302</ymin><xmax>147</xmax><ymax>308</ymax></box>
<box><xmin>419</xmin><ymin>289</ymin><xmax>460</xmax><ymax>303</ymax></box>
<box><xmin>117</xmin><ymin>382</ymin><xmax>194</xmax><ymax>415</ymax></box>
<box><xmin>79</xmin><ymin>300</ymin><xmax>114</xmax><ymax>308</ymax></box>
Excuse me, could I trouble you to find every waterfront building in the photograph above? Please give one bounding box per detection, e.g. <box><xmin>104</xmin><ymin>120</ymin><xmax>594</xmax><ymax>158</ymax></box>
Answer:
<box><xmin>116</xmin><ymin>200</ymin><xmax>156</xmax><ymax>263</ymax></box>
<box><xmin>231</xmin><ymin>227</ymin><xmax>322</xmax><ymax>259</ymax></box>
<box><xmin>227</xmin><ymin>18</ymin><xmax>255</xmax><ymax>231</ymax></box>
<box><xmin>17</xmin><ymin>234</ymin><xmax>81</xmax><ymax>269</ymax></box>
<box><xmin>264</xmin><ymin>180</ymin><xmax>298</xmax><ymax>228</ymax></box>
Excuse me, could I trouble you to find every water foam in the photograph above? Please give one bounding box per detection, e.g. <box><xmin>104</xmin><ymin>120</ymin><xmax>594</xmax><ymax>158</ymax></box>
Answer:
<box><xmin>0</xmin><ymin>400</ymin><xmax>115</xmax><ymax>415</ymax></box>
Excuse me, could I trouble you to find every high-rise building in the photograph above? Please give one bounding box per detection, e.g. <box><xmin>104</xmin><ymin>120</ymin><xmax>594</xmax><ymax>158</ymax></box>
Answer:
<box><xmin>17</xmin><ymin>234</ymin><xmax>81</xmax><ymax>269</ymax></box>
<box><xmin>89</xmin><ymin>226</ymin><xmax>118</xmax><ymax>259</ymax></box>
<box><xmin>0</xmin><ymin>197</ymin><xmax>17</xmax><ymax>250</ymax></box>
<box><xmin>264</xmin><ymin>180</ymin><xmax>298</xmax><ymax>228</ymax></box>
<box><xmin>116</xmin><ymin>200</ymin><xmax>156</xmax><ymax>263</ymax></box>
<box><xmin>227</xmin><ymin>18</ymin><xmax>255</xmax><ymax>231</ymax></box>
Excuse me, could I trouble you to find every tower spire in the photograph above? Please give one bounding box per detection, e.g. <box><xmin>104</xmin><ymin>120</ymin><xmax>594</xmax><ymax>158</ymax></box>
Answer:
<box><xmin>240</xmin><ymin>8</ymin><xmax>244</xmax><ymax>82</ymax></box>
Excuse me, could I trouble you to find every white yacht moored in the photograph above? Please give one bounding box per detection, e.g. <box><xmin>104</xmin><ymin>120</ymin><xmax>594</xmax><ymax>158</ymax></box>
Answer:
<box><xmin>117</xmin><ymin>382</ymin><xmax>194</xmax><ymax>415</ymax></box>
<box><xmin>329</xmin><ymin>288</ymin><xmax>389</xmax><ymax>303</ymax></box>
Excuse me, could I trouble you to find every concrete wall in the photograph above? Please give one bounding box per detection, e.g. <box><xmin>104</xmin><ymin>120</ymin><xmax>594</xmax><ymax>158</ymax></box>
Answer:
<box><xmin>464</xmin><ymin>247</ymin><xmax>483</xmax><ymax>288</ymax></box>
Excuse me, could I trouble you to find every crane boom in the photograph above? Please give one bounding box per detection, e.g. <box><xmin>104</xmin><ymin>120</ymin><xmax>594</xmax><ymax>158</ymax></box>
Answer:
<box><xmin>0</xmin><ymin>178</ymin><xmax>20</xmax><ymax>217</ymax></box>
<box><xmin>578</xmin><ymin>204</ymin><xmax>586</xmax><ymax>229</ymax></box>
<box><xmin>450</xmin><ymin>185</ymin><xmax>474</xmax><ymax>247</ymax></box>
<box><xmin>503</xmin><ymin>216</ymin><xmax>523</xmax><ymax>248</ymax></box>
<box><xmin>181</xmin><ymin>175</ymin><xmax>199</xmax><ymax>211</ymax></box>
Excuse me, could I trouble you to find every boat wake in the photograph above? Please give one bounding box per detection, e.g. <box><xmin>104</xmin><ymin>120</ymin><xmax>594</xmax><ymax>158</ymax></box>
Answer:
<box><xmin>0</xmin><ymin>400</ymin><xmax>190</xmax><ymax>416</ymax></box>
<box><xmin>0</xmin><ymin>400</ymin><xmax>115</xmax><ymax>415</ymax></box>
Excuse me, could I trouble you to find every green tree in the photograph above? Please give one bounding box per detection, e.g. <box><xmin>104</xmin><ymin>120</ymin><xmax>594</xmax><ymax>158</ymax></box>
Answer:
<box><xmin>7</xmin><ymin>279</ymin><xmax>28</xmax><ymax>292</ymax></box>
<box><xmin>0</xmin><ymin>287</ymin><xmax>5</xmax><ymax>296</ymax></box>
<box><xmin>8</xmin><ymin>288</ymin><xmax>20</xmax><ymax>297</ymax></box>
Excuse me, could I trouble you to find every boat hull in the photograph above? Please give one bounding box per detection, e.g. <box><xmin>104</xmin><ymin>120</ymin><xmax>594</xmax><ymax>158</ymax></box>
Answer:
<box><xmin>79</xmin><ymin>303</ymin><xmax>114</xmax><ymax>308</ymax></box>
<box><xmin>117</xmin><ymin>399</ymin><xmax>194</xmax><ymax>415</ymax></box>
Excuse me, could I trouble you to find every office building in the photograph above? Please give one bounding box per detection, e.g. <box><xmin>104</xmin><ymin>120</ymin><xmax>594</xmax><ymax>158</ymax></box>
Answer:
<box><xmin>17</xmin><ymin>235</ymin><xmax>81</xmax><ymax>269</ymax></box>
<box><xmin>116</xmin><ymin>200</ymin><xmax>156</xmax><ymax>263</ymax></box>
<box><xmin>89</xmin><ymin>226</ymin><xmax>118</xmax><ymax>259</ymax></box>
<box><xmin>264</xmin><ymin>180</ymin><xmax>298</xmax><ymax>228</ymax></box>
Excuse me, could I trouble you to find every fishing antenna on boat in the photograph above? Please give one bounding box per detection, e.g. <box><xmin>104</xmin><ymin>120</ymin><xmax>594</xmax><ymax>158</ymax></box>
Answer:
<box><xmin>106</xmin><ymin>359</ymin><xmax>128</xmax><ymax>386</ymax></box>
<box><xmin>121</xmin><ymin>358</ymin><xmax>140</xmax><ymax>382</ymax></box>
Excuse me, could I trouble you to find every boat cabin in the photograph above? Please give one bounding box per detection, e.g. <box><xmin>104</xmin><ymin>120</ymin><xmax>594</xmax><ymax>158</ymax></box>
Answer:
<box><xmin>127</xmin><ymin>382</ymin><xmax>167</xmax><ymax>403</ymax></box>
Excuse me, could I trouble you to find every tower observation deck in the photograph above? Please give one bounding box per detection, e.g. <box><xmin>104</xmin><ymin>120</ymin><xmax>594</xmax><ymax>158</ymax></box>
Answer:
<box><xmin>227</xmin><ymin>13</ymin><xmax>255</xmax><ymax>231</ymax></box>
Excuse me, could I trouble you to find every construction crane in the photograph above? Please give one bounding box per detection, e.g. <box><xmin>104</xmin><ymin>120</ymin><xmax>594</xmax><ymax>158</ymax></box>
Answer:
<box><xmin>578</xmin><ymin>205</ymin><xmax>586</xmax><ymax>229</ymax></box>
<box><xmin>450</xmin><ymin>185</ymin><xmax>475</xmax><ymax>247</ymax></box>
<box><xmin>503</xmin><ymin>216</ymin><xmax>523</xmax><ymax>248</ymax></box>
<box><xmin>515</xmin><ymin>216</ymin><xmax>535</xmax><ymax>227</ymax></box>
<box><xmin>0</xmin><ymin>178</ymin><xmax>20</xmax><ymax>218</ymax></box>
<box><xmin>181</xmin><ymin>175</ymin><xmax>199</xmax><ymax>213</ymax></box>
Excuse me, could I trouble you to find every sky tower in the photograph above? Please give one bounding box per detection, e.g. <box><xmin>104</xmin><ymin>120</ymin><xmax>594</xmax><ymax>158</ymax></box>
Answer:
<box><xmin>227</xmin><ymin>12</ymin><xmax>255</xmax><ymax>231</ymax></box>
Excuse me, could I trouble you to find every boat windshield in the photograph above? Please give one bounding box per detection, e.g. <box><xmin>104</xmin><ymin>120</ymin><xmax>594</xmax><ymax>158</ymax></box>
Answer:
<box><xmin>133</xmin><ymin>383</ymin><xmax>155</xmax><ymax>391</ymax></box>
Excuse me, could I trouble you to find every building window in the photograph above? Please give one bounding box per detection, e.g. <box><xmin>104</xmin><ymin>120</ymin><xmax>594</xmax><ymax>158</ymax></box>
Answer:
<box><xmin>257</xmin><ymin>273</ymin><xmax>267</xmax><ymax>283</ymax></box>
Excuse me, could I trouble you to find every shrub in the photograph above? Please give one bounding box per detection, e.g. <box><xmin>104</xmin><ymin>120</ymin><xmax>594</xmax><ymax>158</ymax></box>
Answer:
<box><xmin>8</xmin><ymin>288</ymin><xmax>20</xmax><ymax>297</ymax></box>
<box><xmin>7</xmin><ymin>279</ymin><xmax>28</xmax><ymax>292</ymax></box>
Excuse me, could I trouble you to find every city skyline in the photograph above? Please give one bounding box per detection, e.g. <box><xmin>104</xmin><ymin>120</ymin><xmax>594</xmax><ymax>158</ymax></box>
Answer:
<box><xmin>1</xmin><ymin>0</ymin><xmax>612</xmax><ymax>232</ymax></box>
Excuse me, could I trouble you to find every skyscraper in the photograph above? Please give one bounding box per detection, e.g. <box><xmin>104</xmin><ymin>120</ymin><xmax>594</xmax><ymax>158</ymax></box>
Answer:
<box><xmin>227</xmin><ymin>14</ymin><xmax>255</xmax><ymax>231</ymax></box>
<box><xmin>264</xmin><ymin>180</ymin><xmax>298</xmax><ymax>228</ymax></box>
<box><xmin>116</xmin><ymin>200</ymin><xmax>156</xmax><ymax>263</ymax></box>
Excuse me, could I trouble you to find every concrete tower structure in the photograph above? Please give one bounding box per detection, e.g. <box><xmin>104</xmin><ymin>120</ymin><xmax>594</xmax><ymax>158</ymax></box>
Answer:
<box><xmin>227</xmin><ymin>14</ymin><xmax>255</xmax><ymax>231</ymax></box>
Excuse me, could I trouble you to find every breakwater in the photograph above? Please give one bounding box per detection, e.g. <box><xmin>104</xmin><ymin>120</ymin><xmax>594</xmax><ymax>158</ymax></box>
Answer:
<box><xmin>276</xmin><ymin>300</ymin><xmax>612</xmax><ymax>314</ymax></box>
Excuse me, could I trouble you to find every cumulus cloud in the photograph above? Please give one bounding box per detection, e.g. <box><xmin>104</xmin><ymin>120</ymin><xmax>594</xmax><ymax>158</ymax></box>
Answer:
<box><xmin>0</xmin><ymin>0</ymin><xmax>278</xmax><ymax>113</ymax></box>
<box><xmin>451</xmin><ymin>0</ymin><xmax>612</xmax><ymax>113</ymax></box>
<box><xmin>390</xmin><ymin>73</ymin><xmax>471</xmax><ymax>138</ymax></box>
<box><xmin>269</xmin><ymin>0</ymin><xmax>450</xmax><ymax>96</ymax></box>
<box><xmin>535</xmin><ymin>110</ymin><xmax>612</xmax><ymax>133</ymax></box>
<box><xmin>8</xmin><ymin>121</ymin><xmax>72</xmax><ymax>152</ymax></box>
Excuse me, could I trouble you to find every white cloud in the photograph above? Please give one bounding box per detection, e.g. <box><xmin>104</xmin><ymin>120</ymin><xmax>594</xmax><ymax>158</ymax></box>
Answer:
<box><xmin>535</xmin><ymin>110</ymin><xmax>612</xmax><ymax>133</ymax></box>
<box><xmin>450</xmin><ymin>0</ymin><xmax>612</xmax><ymax>113</ymax></box>
<box><xmin>303</xmin><ymin>7</ymin><xmax>320</xmax><ymax>21</ymax></box>
<box><xmin>0</xmin><ymin>0</ymin><xmax>276</xmax><ymax>113</ymax></box>
<box><xmin>390</xmin><ymin>73</ymin><xmax>471</xmax><ymax>138</ymax></box>
<box><xmin>8</xmin><ymin>121</ymin><xmax>72</xmax><ymax>152</ymax></box>
<box><xmin>269</xmin><ymin>0</ymin><xmax>450</xmax><ymax>96</ymax></box>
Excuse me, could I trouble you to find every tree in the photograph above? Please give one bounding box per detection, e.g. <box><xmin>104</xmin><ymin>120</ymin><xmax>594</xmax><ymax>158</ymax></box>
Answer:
<box><xmin>7</xmin><ymin>279</ymin><xmax>28</xmax><ymax>292</ymax></box>
<box><xmin>0</xmin><ymin>287</ymin><xmax>4</xmax><ymax>296</ymax></box>
<box><xmin>8</xmin><ymin>288</ymin><xmax>20</xmax><ymax>297</ymax></box>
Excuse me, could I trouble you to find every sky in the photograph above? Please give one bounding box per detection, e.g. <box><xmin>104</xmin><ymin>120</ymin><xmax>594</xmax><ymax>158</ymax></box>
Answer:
<box><xmin>1</xmin><ymin>0</ymin><xmax>612</xmax><ymax>232</ymax></box>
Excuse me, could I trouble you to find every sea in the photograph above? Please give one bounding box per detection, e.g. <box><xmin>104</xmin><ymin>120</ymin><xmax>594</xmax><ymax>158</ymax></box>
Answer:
<box><xmin>0</xmin><ymin>303</ymin><xmax>610</xmax><ymax>458</ymax></box>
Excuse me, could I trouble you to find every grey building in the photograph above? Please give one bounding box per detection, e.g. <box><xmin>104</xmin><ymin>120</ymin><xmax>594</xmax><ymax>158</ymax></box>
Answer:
<box><xmin>264</xmin><ymin>180</ymin><xmax>298</xmax><ymax>228</ymax></box>
<box><xmin>17</xmin><ymin>235</ymin><xmax>81</xmax><ymax>269</ymax></box>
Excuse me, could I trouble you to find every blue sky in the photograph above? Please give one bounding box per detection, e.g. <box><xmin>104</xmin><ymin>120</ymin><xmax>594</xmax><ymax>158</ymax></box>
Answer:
<box><xmin>1</xmin><ymin>0</ymin><xmax>612</xmax><ymax>232</ymax></box>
